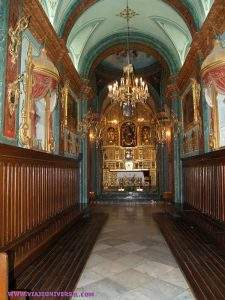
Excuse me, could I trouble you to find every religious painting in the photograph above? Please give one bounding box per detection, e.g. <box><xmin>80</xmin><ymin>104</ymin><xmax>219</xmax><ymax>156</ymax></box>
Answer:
<box><xmin>141</xmin><ymin>126</ymin><xmax>151</xmax><ymax>145</ymax></box>
<box><xmin>182</xmin><ymin>78</ymin><xmax>200</xmax><ymax>131</ymax></box>
<box><xmin>67</xmin><ymin>92</ymin><xmax>77</xmax><ymax>133</ymax></box>
<box><xmin>19</xmin><ymin>44</ymin><xmax>59</xmax><ymax>152</ymax></box>
<box><xmin>182</xmin><ymin>89</ymin><xmax>194</xmax><ymax>129</ymax></box>
<box><xmin>121</xmin><ymin>122</ymin><xmax>137</xmax><ymax>147</ymax></box>
<box><xmin>107</xmin><ymin>127</ymin><xmax>118</xmax><ymax>145</ymax></box>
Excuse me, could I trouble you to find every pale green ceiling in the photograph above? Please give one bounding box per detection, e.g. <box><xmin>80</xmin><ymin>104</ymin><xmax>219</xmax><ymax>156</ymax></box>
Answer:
<box><xmin>39</xmin><ymin>0</ymin><xmax>214</xmax><ymax>74</ymax></box>
<box><xmin>67</xmin><ymin>0</ymin><xmax>191</xmax><ymax>72</ymax></box>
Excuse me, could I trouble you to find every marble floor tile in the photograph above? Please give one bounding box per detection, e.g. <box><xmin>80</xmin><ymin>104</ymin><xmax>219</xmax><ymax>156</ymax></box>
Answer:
<box><xmin>94</xmin><ymin>247</ymin><xmax>127</xmax><ymax>261</ymax></box>
<box><xmin>134</xmin><ymin>259</ymin><xmax>175</xmax><ymax>278</ymax></box>
<box><xmin>115</xmin><ymin>241</ymin><xmax>147</xmax><ymax>253</ymax></box>
<box><xmin>101</xmin><ymin>238</ymin><xmax>128</xmax><ymax>246</ymax></box>
<box><xmin>76</xmin><ymin>270</ymin><xmax>104</xmax><ymax>288</ymax></box>
<box><xmin>141</xmin><ymin>275</ymin><xmax>186</xmax><ymax>299</ymax></box>
<box><xmin>114</xmin><ymin>288</ymin><xmax>152</xmax><ymax>300</ymax></box>
<box><xmin>76</xmin><ymin>278</ymin><xmax>128</xmax><ymax>300</ymax></box>
<box><xmin>174</xmin><ymin>289</ymin><xmax>195</xmax><ymax>300</ymax></box>
<box><xmin>85</xmin><ymin>253</ymin><xmax>110</xmax><ymax>269</ymax></box>
<box><xmin>159</xmin><ymin>267</ymin><xmax>190</xmax><ymax>289</ymax></box>
<box><xmin>92</xmin><ymin>243</ymin><xmax>112</xmax><ymax>252</ymax></box>
<box><xmin>75</xmin><ymin>204</ymin><xmax>195</xmax><ymax>299</ymax></box>
<box><xmin>91</xmin><ymin>260</ymin><xmax>129</xmax><ymax>276</ymax></box>
<box><xmin>108</xmin><ymin>268</ymin><xmax>151</xmax><ymax>290</ymax></box>
<box><xmin>115</xmin><ymin>253</ymin><xmax>146</xmax><ymax>268</ymax></box>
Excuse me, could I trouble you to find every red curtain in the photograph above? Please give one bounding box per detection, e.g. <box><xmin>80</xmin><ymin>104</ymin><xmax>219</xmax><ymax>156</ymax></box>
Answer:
<box><xmin>203</xmin><ymin>64</ymin><xmax>225</xmax><ymax>94</ymax></box>
<box><xmin>32</xmin><ymin>72</ymin><xmax>57</xmax><ymax>99</ymax></box>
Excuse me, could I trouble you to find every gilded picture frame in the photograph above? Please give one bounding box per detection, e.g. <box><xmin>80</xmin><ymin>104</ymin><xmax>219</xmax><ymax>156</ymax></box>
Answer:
<box><xmin>61</xmin><ymin>81</ymin><xmax>77</xmax><ymax>133</ymax></box>
<box><xmin>181</xmin><ymin>78</ymin><xmax>201</xmax><ymax>131</ymax></box>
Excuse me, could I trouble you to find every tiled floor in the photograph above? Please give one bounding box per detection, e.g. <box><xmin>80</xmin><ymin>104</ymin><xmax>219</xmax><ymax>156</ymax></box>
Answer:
<box><xmin>75</xmin><ymin>204</ymin><xmax>195</xmax><ymax>300</ymax></box>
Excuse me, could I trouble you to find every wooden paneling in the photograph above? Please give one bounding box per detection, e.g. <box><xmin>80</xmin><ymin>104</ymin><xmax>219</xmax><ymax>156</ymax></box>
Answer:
<box><xmin>0</xmin><ymin>143</ymin><xmax>80</xmax><ymax>271</ymax></box>
<box><xmin>182</xmin><ymin>148</ymin><xmax>225</xmax><ymax>224</ymax></box>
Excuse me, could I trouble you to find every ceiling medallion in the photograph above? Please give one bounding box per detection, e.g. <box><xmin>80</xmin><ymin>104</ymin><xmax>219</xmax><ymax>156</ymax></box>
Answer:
<box><xmin>108</xmin><ymin>1</ymin><xmax>149</xmax><ymax>115</ymax></box>
<box><xmin>117</xmin><ymin>6</ymin><xmax>139</xmax><ymax>21</ymax></box>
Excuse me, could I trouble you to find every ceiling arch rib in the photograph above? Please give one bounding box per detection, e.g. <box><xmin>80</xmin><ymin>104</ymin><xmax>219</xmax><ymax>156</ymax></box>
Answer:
<box><xmin>152</xmin><ymin>17</ymin><xmax>191</xmax><ymax>64</ymax></box>
<box><xmin>67</xmin><ymin>18</ymin><xmax>105</xmax><ymax>69</ymax></box>
<box><xmin>77</xmin><ymin>32</ymin><xmax>179</xmax><ymax>78</ymax></box>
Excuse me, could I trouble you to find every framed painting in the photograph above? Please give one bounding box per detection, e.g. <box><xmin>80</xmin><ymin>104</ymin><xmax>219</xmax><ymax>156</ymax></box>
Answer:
<box><xmin>181</xmin><ymin>78</ymin><xmax>200</xmax><ymax>131</ymax></box>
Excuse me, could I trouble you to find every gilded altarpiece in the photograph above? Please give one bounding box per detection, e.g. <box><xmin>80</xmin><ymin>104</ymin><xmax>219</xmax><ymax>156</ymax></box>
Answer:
<box><xmin>102</xmin><ymin>104</ymin><xmax>157</xmax><ymax>191</ymax></box>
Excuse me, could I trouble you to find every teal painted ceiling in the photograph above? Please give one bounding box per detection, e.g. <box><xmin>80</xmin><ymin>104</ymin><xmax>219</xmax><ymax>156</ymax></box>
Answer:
<box><xmin>39</xmin><ymin>0</ymin><xmax>214</xmax><ymax>75</ymax></box>
<box><xmin>102</xmin><ymin>51</ymin><xmax>157</xmax><ymax>71</ymax></box>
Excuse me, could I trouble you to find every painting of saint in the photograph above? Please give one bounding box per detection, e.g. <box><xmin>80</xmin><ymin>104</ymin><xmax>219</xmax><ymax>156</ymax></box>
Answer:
<box><xmin>67</xmin><ymin>93</ymin><xmax>77</xmax><ymax>133</ymax></box>
<box><xmin>107</xmin><ymin>127</ymin><xmax>116</xmax><ymax>144</ymax></box>
<box><xmin>121</xmin><ymin>122</ymin><xmax>136</xmax><ymax>147</ymax></box>
<box><xmin>141</xmin><ymin>126</ymin><xmax>151</xmax><ymax>144</ymax></box>
<box><xmin>183</xmin><ymin>89</ymin><xmax>194</xmax><ymax>129</ymax></box>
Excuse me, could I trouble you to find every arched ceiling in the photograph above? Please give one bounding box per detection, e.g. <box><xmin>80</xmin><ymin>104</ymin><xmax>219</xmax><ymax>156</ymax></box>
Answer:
<box><xmin>67</xmin><ymin>0</ymin><xmax>192</xmax><ymax>72</ymax></box>
<box><xmin>39</xmin><ymin>0</ymin><xmax>214</xmax><ymax>75</ymax></box>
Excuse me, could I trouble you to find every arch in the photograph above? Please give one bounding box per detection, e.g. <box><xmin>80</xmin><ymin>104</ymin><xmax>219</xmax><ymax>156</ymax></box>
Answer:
<box><xmin>78</xmin><ymin>32</ymin><xmax>179</xmax><ymax>77</ymax></box>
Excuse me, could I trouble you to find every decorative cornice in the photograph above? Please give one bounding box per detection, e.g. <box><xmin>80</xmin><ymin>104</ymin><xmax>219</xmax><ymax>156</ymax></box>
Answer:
<box><xmin>22</xmin><ymin>0</ymin><xmax>93</xmax><ymax>98</ymax></box>
<box><xmin>61</xmin><ymin>0</ymin><xmax>196</xmax><ymax>41</ymax></box>
<box><xmin>177</xmin><ymin>0</ymin><xmax>225</xmax><ymax>92</ymax></box>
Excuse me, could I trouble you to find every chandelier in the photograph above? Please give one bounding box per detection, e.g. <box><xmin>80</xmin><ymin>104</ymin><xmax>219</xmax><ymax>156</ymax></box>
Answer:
<box><xmin>108</xmin><ymin>1</ymin><xmax>149</xmax><ymax>108</ymax></box>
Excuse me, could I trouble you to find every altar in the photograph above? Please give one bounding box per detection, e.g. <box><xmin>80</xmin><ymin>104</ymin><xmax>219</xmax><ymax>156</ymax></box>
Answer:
<box><xmin>110</xmin><ymin>169</ymin><xmax>150</xmax><ymax>189</ymax></box>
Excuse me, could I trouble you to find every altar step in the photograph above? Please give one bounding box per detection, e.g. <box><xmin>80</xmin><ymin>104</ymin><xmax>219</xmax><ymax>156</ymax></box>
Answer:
<box><xmin>97</xmin><ymin>191</ymin><xmax>159</xmax><ymax>204</ymax></box>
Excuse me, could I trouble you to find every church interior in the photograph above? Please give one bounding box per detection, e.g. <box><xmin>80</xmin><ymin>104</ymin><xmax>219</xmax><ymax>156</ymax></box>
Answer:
<box><xmin>0</xmin><ymin>0</ymin><xmax>225</xmax><ymax>299</ymax></box>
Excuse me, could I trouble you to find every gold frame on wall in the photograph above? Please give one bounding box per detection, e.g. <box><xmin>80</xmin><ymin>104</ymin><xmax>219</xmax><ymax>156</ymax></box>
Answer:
<box><xmin>61</xmin><ymin>80</ymin><xmax>77</xmax><ymax>133</ymax></box>
<box><xmin>181</xmin><ymin>78</ymin><xmax>201</xmax><ymax>132</ymax></box>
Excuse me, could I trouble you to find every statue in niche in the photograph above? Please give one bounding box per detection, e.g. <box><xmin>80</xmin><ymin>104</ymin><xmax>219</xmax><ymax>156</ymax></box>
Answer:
<box><xmin>121</xmin><ymin>122</ymin><xmax>136</xmax><ymax>147</ymax></box>
<box><xmin>141</xmin><ymin>126</ymin><xmax>151</xmax><ymax>144</ymax></box>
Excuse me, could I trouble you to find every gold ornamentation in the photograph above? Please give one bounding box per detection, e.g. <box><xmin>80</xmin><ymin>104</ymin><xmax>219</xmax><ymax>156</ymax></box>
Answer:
<box><xmin>117</xmin><ymin>6</ymin><xmax>139</xmax><ymax>21</ymax></box>
<box><xmin>7</xmin><ymin>75</ymin><xmax>24</xmax><ymax>117</ymax></box>
<box><xmin>19</xmin><ymin>43</ymin><xmax>33</xmax><ymax>147</ymax></box>
<box><xmin>61</xmin><ymin>80</ymin><xmax>70</xmax><ymax>128</ymax></box>
<box><xmin>8</xmin><ymin>16</ymin><xmax>30</xmax><ymax>64</ymax></box>
<box><xmin>181</xmin><ymin>78</ymin><xmax>201</xmax><ymax>132</ymax></box>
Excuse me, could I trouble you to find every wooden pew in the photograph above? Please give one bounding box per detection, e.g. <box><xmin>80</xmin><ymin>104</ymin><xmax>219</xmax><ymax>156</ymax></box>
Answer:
<box><xmin>0</xmin><ymin>143</ymin><xmax>88</xmax><ymax>284</ymax></box>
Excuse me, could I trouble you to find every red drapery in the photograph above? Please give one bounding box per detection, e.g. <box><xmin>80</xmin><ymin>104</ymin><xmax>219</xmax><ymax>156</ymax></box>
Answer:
<box><xmin>30</xmin><ymin>71</ymin><xmax>58</xmax><ymax>138</ymax></box>
<box><xmin>202</xmin><ymin>64</ymin><xmax>225</xmax><ymax>95</ymax></box>
<box><xmin>32</xmin><ymin>72</ymin><xmax>57</xmax><ymax>99</ymax></box>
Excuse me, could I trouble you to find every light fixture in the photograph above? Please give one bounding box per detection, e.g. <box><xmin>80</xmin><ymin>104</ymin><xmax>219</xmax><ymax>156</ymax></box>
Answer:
<box><xmin>108</xmin><ymin>1</ymin><xmax>149</xmax><ymax>110</ymax></box>
<box><xmin>78</xmin><ymin>109</ymin><xmax>106</xmax><ymax>148</ymax></box>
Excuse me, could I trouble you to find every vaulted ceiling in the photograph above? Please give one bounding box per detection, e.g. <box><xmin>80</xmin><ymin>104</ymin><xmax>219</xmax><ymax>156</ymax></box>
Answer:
<box><xmin>39</xmin><ymin>0</ymin><xmax>214</xmax><ymax>76</ymax></box>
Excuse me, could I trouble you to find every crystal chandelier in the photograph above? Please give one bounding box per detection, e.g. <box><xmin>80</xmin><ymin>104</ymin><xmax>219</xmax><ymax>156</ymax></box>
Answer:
<box><xmin>108</xmin><ymin>1</ymin><xmax>149</xmax><ymax>108</ymax></box>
